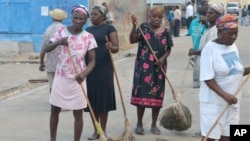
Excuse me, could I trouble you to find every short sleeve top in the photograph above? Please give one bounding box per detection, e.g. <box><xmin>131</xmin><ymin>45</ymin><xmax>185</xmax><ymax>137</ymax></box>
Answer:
<box><xmin>50</xmin><ymin>26</ymin><xmax>97</xmax><ymax>78</ymax></box>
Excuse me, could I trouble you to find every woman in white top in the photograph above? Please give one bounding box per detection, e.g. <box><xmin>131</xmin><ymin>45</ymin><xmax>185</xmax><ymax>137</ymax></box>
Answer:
<box><xmin>199</xmin><ymin>14</ymin><xmax>250</xmax><ymax>141</ymax></box>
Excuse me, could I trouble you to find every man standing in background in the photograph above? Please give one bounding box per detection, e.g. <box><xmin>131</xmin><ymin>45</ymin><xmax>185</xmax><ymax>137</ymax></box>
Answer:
<box><xmin>39</xmin><ymin>8</ymin><xmax>67</xmax><ymax>93</ymax></box>
<box><xmin>173</xmin><ymin>5</ymin><xmax>181</xmax><ymax>37</ymax></box>
<box><xmin>188</xmin><ymin>0</ymin><xmax>209</xmax><ymax>88</ymax></box>
<box><xmin>167</xmin><ymin>7</ymin><xmax>174</xmax><ymax>35</ymax></box>
<box><xmin>185</xmin><ymin>1</ymin><xmax>194</xmax><ymax>36</ymax></box>
<box><xmin>241</xmin><ymin>5</ymin><xmax>248</xmax><ymax>26</ymax></box>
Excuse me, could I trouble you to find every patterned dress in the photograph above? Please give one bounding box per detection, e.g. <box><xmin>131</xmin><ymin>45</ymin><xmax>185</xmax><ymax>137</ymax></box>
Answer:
<box><xmin>49</xmin><ymin>26</ymin><xmax>97</xmax><ymax>110</ymax></box>
<box><xmin>130</xmin><ymin>23</ymin><xmax>173</xmax><ymax>108</ymax></box>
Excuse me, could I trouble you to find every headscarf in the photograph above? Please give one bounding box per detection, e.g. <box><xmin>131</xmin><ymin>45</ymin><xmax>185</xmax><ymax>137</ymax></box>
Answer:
<box><xmin>71</xmin><ymin>4</ymin><xmax>90</xmax><ymax>18</ymax></box>
<box><xmin>216</xmin><ymin>14</ymin><xmax>238</xmax><ymax>30</ymax></box>
<box><xmin>210</xmin><ymin>3</ymin><xmax>224</xmax><ymax>15</ymax></box>
<box><xmin>92</xmin><ymin>5</ymin><xmax>107</xmax><ymax>16</ymax></box>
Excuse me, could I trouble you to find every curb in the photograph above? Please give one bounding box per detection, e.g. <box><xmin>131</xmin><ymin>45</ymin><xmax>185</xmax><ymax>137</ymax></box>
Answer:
<box><xmin>0</xmin><ymin>82</ymin><xmax>47</xmax><ymax>101</ymax></box>
<box><xmin>0</xmin><ymin>60</ymin><xmax>39</xmax><ymax>64</ymax></box>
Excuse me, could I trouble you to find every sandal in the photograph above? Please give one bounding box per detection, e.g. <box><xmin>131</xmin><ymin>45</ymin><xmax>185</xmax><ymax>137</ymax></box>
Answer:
<box><xmin>134</xmin><ymin>126</ymin><xmax>145</xmax><ymax>135</ymax></box>
<box><xmin>150</xmin><ymin>126</ymin><xmax>161</xmax><ymax>135</ymax></box>
<box><xmin>88</xmin><ymin>133</ymin><xmax>100</xmax><ymax>140</ymax></box>
<box><xmin>192</xmin><ymin>132</ymin><xmax>202</xmax><ymax>138</ymax></box>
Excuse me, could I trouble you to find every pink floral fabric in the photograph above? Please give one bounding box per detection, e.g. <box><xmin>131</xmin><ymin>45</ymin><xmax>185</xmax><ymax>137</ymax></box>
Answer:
<box><xmin>50</xmin><ymin>26</ymin><xmax>97</xmax><ymax>78</ymax></box>
<box><xmin>49</xmin><ymin>26</ymin><xmax>97</xmax><ymax>110</ymax></box>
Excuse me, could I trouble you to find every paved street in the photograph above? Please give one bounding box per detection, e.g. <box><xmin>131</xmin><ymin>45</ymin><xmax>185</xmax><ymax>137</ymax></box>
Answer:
<box><xmin>0</xmin><ymin>26</ymin><xmax>250</xmax><ymax>141</ymax></box>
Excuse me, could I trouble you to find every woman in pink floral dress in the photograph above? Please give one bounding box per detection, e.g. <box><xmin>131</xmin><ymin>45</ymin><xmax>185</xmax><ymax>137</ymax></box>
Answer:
<box><xmin>130</xmin><ymin>6</ymin><xmax>173</xmax><ymax>135</ymax></box>
<box><xmin>43</xmin><ymin>5</ymin><xmax>97</xmax><ymax>141</ymax></box>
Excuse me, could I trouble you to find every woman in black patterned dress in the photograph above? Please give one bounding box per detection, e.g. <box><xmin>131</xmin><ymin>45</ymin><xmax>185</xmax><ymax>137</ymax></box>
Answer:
<box><xmin>130</xmin><ymin>6</ymin><xmax>173</xmax><ymax>135</ymax></box>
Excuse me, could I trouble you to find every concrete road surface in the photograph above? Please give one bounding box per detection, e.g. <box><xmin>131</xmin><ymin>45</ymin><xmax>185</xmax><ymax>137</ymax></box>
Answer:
<box><xmin>0</xmin><ymin>26</ymin><xmax>250</xmax><ymax>141</ymax></box>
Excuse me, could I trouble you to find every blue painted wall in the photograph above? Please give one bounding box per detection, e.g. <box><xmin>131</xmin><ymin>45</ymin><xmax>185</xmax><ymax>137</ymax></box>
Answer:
<box><xmin>0</xmin><ymin>0</ymin><xmax>88</xmax><ymax>52</ymax></box>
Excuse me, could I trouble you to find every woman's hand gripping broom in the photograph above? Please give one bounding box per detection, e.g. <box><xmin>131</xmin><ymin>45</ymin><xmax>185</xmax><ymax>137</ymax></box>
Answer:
<box><xmin>135</xmin><ymin>21</ymin><xmax>192</xmax><ymax>131</ymax></box>
<box><xmin>105</xmin><ymin>36</ymin><xmax>136</xmax><ymax>141</ymax></box>
<box><xmin>66</xmin><ymin>47</ymin><xmax>107</xmax><ymax>141</ymax></box>
<box><xmin>203</xmin><ymin>73</ymin><xmax>250</xmax><ymax>141</ymax></box>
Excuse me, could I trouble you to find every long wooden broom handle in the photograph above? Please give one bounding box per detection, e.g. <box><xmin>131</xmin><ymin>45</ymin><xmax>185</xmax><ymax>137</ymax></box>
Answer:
<box><xmin>66</xmin><ymin>47</ymin><xmax>105</xmax><ymax>137</ymax></box>
<box><xmin>178</xmin><ymin>23</ymin><xmax>202</xmax><ymax>99</ymax></box>
<box><xmin>203</xmin><ymin>73</ymin><xmax>250</xmax><ymax>141</ymax></box>
<box><xmin>178</xmin><ymin>57</ymin><xmax>191</xmax><ymax>100</ymax></box>
<box><xmin>105</xmin><ymin>36</ymin><xmax>128</xmax><ymax>118</ymax></box>
<box><xmin>136</xmin><ymin>22</ymin><xmax>176</xmax><ymax>100</ymax></box>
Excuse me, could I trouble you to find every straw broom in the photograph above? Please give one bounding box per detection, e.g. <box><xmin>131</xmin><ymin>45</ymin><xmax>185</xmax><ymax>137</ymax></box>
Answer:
<box><xmin>160</xmin><ymin>23</ymin><xmax>204</xmax><ymax>131</ymax></box>
<box><xmin>136</xmin><ymin>22</ymin><xmax>192</xmax><ymax>131</ymax></box>
<box><xmin>66</xmin><ymin>47</ymin><xmax>107</xmax><ymax>141</ymax></box>
<box><xmin>104</xmin><ymin>36</ymin><xmax>136</xmax><ymax>141</ymax></box>
<box><xmin>159</xmin><ymin>58</ymin><xmax>192</xmax><ymax>131</ymax></box>
<box><xmin>203</xmin><ymin>73</ymin><xmax>250</xmax><ymax>141</ymax></box>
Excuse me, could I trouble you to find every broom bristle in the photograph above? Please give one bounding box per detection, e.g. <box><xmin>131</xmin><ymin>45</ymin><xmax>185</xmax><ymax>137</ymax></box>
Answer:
<box><xmin>107</xmin><ymin>119</ymin><xmax>136</xmax><ymax>141</ymax></box>
<box><xmin>99</xmin><ymin>134</ymin><xmax>107</xmax><ymax>141</ymax></box>
<box><xmin>159</xmin><ymin>102</ymin><xmax>192</xmax><ymax>131</ymax></box>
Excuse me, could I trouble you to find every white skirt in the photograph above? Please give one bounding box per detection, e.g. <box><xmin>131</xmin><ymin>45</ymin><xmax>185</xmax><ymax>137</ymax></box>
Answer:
<box><xmin>49</xmin><ymin>75</ymin><xmax>87</xmax><ymax>110</ymax></box>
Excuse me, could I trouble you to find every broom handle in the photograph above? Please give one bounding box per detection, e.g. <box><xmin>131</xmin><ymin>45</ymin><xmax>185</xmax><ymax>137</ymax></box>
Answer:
<box><xmin>136</xmin><ymin>22</ymin><xmax>176</xmax><ymax>100</ymax></box>
<box><xmin>178</xmin><ymin>23</ymin><xmax>202</xmax><ymax>99</ymax></box>
<box><xmin>66</xmin><ymin>47</ymin><xmax>105</xmax><ymax>137</ymax></box>
<box><xmin>203</xmin><ymin>73</ymin><xmax>250</xmax><ymax>141</ymax></box>
<box><xmin>105</xmin><ymin>36</ymin><xmax>128</xmax><ymax>118</ymax></box>
<box><xmin>178</xmin><ymin>57</ymin><xmax>191</xmax><ymax>100</ymax></box>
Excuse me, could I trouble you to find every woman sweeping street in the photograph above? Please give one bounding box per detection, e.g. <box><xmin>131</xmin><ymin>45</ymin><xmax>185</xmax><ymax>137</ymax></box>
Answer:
<box><xmin>84</xmin><ymin>5</ymin><xmax>119</xmax><ymax>140</ymax></box>
<box><xmin>129</xmin><ymin>5</ymin><xmax>173</xmax><ymax>135</ymax></box>
<box><xmin>43</xmin><ymin>4</ymin><xmax>97</xmax><ymax>141</ymax></box>
<box><xmin>199</xmin><ymin>14</ymin><xmax>250</xmax><ymax>141</ymax></box>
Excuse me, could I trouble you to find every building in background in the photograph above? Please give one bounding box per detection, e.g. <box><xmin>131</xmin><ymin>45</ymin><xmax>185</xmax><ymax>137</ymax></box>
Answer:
<box><xmin>0</xmin><ymin>0</ymin><xmax>147</xmax><ymax>54</ymax></box>
<box><xmin>0</xmin><ymin>0</ymin><xmax>88</xmax><ymax>53</ymax></box>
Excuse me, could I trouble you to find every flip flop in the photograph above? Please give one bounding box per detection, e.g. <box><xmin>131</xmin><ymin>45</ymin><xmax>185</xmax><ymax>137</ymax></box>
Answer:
<box><xmin>150</xmin><ymin>126</ymin><xmax>161</xmax><ymax>135</ymax></box>
<box><xmin>134</xmin><ymin>126</ymin><xmax>145</xmax><ymax>135</ymax></box>
<box><xmin>192</xmin><ymin>132</ymin><xmax>202</xmax><ymax>138</ymax></box>
<box><xmin>88</xmin><ymin>133</ymin><xmax>100</xmax><ymax>140</ymax></box>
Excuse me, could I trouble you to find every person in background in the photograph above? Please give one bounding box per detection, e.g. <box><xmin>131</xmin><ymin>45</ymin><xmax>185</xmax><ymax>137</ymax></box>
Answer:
<box><xmin>188</xmin><ymin>0</ymin><xmax>209</xmax><ymax>89</ymax></box>
<box><xmin>188</xmin><ymin>3</ymin><xmax>224</xmax><ymax>138</ymax></box>
<box><xmin>130</xmin><ymin>6</ymin><xmax>173</xmax><ymax>135</ymax></box>
<box><xmin>167</xmin><ymin>7</ymin><xmax>174</xmax><ymax>35</ymax></box>
<box><xmin>185</xmin><ymin>1</ymin><xmax>194</xmax><ymax>36</ymax></box>
<box><xmin>84</xmin><ymin>5</ymin><xmax>119</xmax><ymax>140</ymax></box>
<box><xmin>43</xmin><ymin>5</ymin><xmax>97</xmax><ymax>141</ymax></box>
<box><xmin>188</xmin><ymin>8</ymin><xmax>207</xmax><ymax>53</ymax></box>
<box><xmin>102</xmin><ymin>2</ymin><xmax>114</xmax><ymax>24</ymax></box>
<box><xmin>39</xmin><ymin>8</ymin><xmax>67</xmax><ymax>93</ymax></box>
<box><xmin>188</xmin><ymin>3</ymin><xmax>224</xmax><ymax>89</ymax></box>
<box><xmin>241</xmin><ymin>5</ymin><xmax>248</xmax><ymax>26</ymax></box>
<box><xmin>199</xmin><ymin>14</ymin><xmax>250</xmax><ymax>141</ymax></box>
<box><xmin>173</xmin><ymin>5</ymin><xmax>181</xmax><ymax>37</ymax></box>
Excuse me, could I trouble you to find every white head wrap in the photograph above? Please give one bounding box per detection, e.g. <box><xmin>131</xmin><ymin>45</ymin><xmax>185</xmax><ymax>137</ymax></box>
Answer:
<box><xmin>210</xmin><ymin>3</ymin><xmax>224</xmax><ymax>15</ymax></box>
